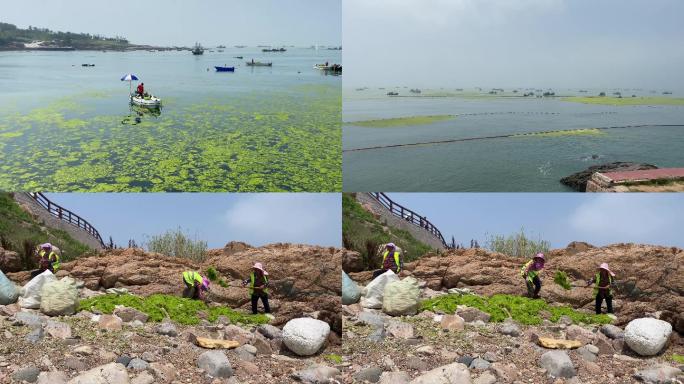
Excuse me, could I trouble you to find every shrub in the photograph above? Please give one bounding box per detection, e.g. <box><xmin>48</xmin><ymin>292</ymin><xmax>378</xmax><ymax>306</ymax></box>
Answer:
<box><xmin>206</xmin><ymin>267</ymin><xmax>219</xmax><ymax>281</ymax></box>
<box><xmin>420</xmin><ymin>293</ymin><xmax>612</xmax><ymax>325</ymax></box>
<box><xmin>485</xmin><ymin>228</ymin><xmax>550</xmax><ymax>258</ymax></box>
<box><xmin>78</xmin><ymin>293</ymin><xmax>269</xmax><ymax>325</ymax></box>
<box><xmin>146</xmin><ymin>227</ymin><xmax>207</xmax><ymax>262</ymax></box>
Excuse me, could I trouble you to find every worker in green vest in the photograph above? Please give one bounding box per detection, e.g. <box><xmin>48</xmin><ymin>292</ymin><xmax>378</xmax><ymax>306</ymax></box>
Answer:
<box><xmin>241</xmin><ymin>262</ymin><xmax>271</xmax><ymax>314</ymax></box>
<box><xmin>373</xmin><ymin>243</ymin><xmax>402</xmax><ymax>279</ymax></box>
<box><xmin>520</xmin><ymin>252</ymin><xmax>545</xmax><ymax>298</ymax></box>
<box><xmin>31</xmin><ymin>243</ymin><xmax>61</xmax><ymax>278</ymax></box>
<box><xmin>182</xmin><ymin>271</ymin><xmax>210</xmax><ymax>300</ymax></box>
<box><xmin>585</xmin><ymin>263</ymin><xmax>615</xmax><ymax>314</ymax></box>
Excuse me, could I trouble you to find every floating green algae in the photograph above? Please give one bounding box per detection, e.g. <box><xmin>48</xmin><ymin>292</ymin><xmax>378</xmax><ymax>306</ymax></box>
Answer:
<box><xmin>562</xmin><ymin>96</ymin><xmax>684</xmax><ymax>106</ymax></box>
<box><xmin>78</xmin><ymin>293</ymin><xmax>270</xmax><ymax>325</ymax></box>
<box><xmin>0</xmin><ymin>84</ymin><xmax>341</xmax><ymax>192</ymax></box>
<box><xmin>420</xmin><ymin>294</ymin><xmax>612</xmax><ymax>325</ymax></box>
<box><xmin>514</xmin><ymin>128</ymin><xmax>605</xmax><ymax>138</ymax></box>
<box><xmin>348</xmin><ymin>114</ymin><xmax>456</xmax><ymax>128</ymax></box>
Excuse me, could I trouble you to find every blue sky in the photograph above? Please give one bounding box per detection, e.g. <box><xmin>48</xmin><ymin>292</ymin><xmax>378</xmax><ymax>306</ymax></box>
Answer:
<box><xmin>387</xmin><ymin>193</ymin><xmax>684</xmax><ymax>248</ymax></box>
<box><xmin>45</xmin><ymin>193</ymin><xmax>341</xmax><ymax>248</ymax></box>
<box><xmin>344</xmin><ymin>0</ymin><xmax>684</xmax><ymax>89</ymax></box>
<box><xmin>2</xmin><ymin>0</ymin><xmax>341</xmax><ymax>46</ymax></box>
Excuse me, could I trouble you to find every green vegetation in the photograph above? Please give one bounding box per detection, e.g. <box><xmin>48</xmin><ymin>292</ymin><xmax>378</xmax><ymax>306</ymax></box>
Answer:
<box><xmin>515</xmin><ymin>128</ymin><xmax>605</xmax><ymax>138</ymax></box>
<box><xmin>672</xmin><ymin>354</ymin><xmax>684</xmax><ymax>364</ymax></box>
<box><xmin>0</xmin><ymin>86</ymin><xmax>341</xmax><ymax>192</ymax></box>
<box><xmin>562</xmin><ymin>96</ymin><xmax>684</xmax><ymax>106</ymax></box>
<box><xmin>554</xmin><ymin>271</ymin><xmax>572</xmax><ymax>290</ymax></box>
<box><xmin>0</xmin><ymin>192</ymin><xmax>92</xmax><ymax>266</ymax></box>
<box><xmin>347</xmin><ymin>115</ymin><xmax>456</xmax><ymax>128</ymax></box>
<box><xmin>421</xmin><ymin>294</ymin><xmax>612</xmax><ymax>325</ymax></box>
<box><xmin>485</xmin><ymin>228</ymin><xmax>550</xmax><ymax>258</ymax></box>
<box><xmin>0</xmin><ymin>22</ymin><xmax>130</xmax><ymax>49</ymax></box>
<box><xmin>206</xmin><ymin>266</ymin><xmax>229</xmax><ymax>288</ymax></box>
<box><xmin>78</xmin><ymin>293</ymin><xmax>269</xmax><ymax>325</ymax></box>
<box><xmin>324</xmin><ymin>354</ymin><xmax>343</xmax><ymax>364</ymax></box>
<box><xmin>146</xmin><ymin>227</ymin><xmax>208</xmax><ymax>263</ymax></box>
<box><xmin>342</xmin><ymin>193</ymin><xmax>434</xmax><ymax>269</ymax></box>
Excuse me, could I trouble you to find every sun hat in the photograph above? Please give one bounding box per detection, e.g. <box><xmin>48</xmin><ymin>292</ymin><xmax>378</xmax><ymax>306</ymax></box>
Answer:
<box><xmin>598</xmin><ymin>263</ymin><xmax>615</xmax><ymax>277</ymax></box>
<box><xmin>202</xmin><ymin>277</ymin><xmax>211</xmax><ymax>290</ymax></box>
<box><xmin>534</xmin><ymin>252</ymin><xmax>545</xmax><ymax>260</ymax></box>
<box><xmin>252</xmin><ymin>262</ymin><xmax>269</xmax><ymax>275</ymax></box>
<box><xmin>386</xmin><ymin>243</ymin><xmax>396</xmax><ymax>248</ymax></box>
<box><xmin>41</xmin><ymin>243</ymin><xmax>52</xmax><ymax>249</ymax></box>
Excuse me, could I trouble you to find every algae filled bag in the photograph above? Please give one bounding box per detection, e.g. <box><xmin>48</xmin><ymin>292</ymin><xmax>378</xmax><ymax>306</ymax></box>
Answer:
<box><xmin>0</xmin><ymin>270</ymin><xmax>19</xmax><ymax>305</ymax></box>
<box><xmin>40</xmin><ymin>277</ymin><xmax>79</xmax><ymax>316</ymax></box>
<box><xmin>361</xmin><ymin>270</ymin><xmax>399</xmax><ymax>309</ymax></box>
<box><xmin>19</xmin><ymin>270</ymin><xmax>57</xmax><ymax>309</ymax></box>
<box><xmin>342</xmin><ymin>271</ymin><xmax>361</xmax><ymax>305</ymax></box>
<box><xmin>382</xmin><ymin>277</ymin><xmax>421</xmax><ymax>316</ymax></box>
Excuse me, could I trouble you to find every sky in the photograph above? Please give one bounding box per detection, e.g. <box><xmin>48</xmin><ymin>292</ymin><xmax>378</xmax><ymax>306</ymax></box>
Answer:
<box><xmin>343</xmin><ymin>0</ymin><xmax>684</xmax><ymax>89</ymax></box>
<box><xmin>45</xmin><ymin>193</ymin><xmax>341</xmax><ymax>249</ymax></box>
<box><xmin>2</xmin><ymin>0</ymin><xmax>341</xmax><ymax>47</ymax></box>
<box><xmin>387</xmin><ymin>193</ymin><xmax>684</xmax><ymax>248</ymax></box>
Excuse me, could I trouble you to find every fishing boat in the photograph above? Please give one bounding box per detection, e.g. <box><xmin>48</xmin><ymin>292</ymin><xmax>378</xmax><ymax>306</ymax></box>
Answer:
<box><xmin>262</xmin><ymin>48</ymin><xmax>286</xmax><ymax>52</ymax></box>
<box><xmin>217</xmin><ymin>45</ymin><xmax>226</xmax><ymax>49</ymax></box>
<box><xmin>130</xmin><ymin>93</ymin><xmax>162</xmax><ymax>107</ymax></box>
<box><xmin>234</xmin><ymin>56</ymin><xmax>244</xmax><ymax>59</ymax></box>
<box><xmin>387</xmin><ymin>91</ymin><xmax>399</xmax><ymax>96</ymax></box>
<box><xmin>235</xmin><ymin>45</ymin><xmax>246</xmax><ymax>48</ymax></box>
<box><xmin>214</xmin><ymin>66</ymin><xmax>235</xmax><ymax>72</ymax></box>
<box><xmin>191</xmin><ymin>42</ymin><xmax>204</xmax><ymax>55</ymax></box>
<box><xmin>246</xmin><ymin>61</ymin><xmax>272</xmax><ymax>67</ymax></box>
<box><xmin>314</xmin><ymin>63</ymin><xmax>342</xmax><ymax>73</ymax></box>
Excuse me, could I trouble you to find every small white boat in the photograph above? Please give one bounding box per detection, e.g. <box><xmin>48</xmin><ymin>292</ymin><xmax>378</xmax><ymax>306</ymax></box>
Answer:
<box><xmin>130</xmin><ymin>94</ymin><xmax>162</xmax><ymax>107</ymax></box>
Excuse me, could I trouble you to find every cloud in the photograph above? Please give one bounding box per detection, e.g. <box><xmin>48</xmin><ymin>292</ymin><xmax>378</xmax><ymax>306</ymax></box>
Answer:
<box><xmin>568</xmin><ymin>195</ymin><xmax>681</xmax><ymax>245</ymax></box>
<box><xmin>222</xmin><ymin>194</ymin><xmax>340</xmax><ymax>247</ymax></box>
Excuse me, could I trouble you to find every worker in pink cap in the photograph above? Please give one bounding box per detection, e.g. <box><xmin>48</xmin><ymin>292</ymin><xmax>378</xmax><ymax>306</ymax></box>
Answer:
<box><xmin>372</xmin><ymin>242</ymin><xmax>403</xmax><ymax>279</ymax></box>
<box><xmin>182</xmin><ymin>271</ymin><xmax>210</xmax><ymax>300</ymax></box>
<box><xmin>586</xmin><ymin>263</ymin><xmax>616</xmax><ymax>314</ymax></box>
<box><xmin>520</xmin><ymin>252</ymin><xmax>546</xmax><ymax>298</ymax></box>
<box><xmin>242</xmin><ymin>262</ymin><xmax>271</xmax><ymax>314</ymax></box>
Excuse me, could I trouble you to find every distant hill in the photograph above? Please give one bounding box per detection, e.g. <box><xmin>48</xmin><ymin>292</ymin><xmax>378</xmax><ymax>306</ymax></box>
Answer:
<box><xmin>0</xmin><ymin>22</ymin><xmax>150</xmax><ymax>50</ymax></box>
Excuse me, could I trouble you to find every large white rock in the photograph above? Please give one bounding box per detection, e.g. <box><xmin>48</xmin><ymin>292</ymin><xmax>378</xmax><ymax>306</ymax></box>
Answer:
<box><xmin>282</xmin><ymin>317</ymin><xmax>330</xmax><ymax>356</ymax></box>
<box><xmin>361</xmin><ymin>270</ymin><xmax>399</xmax><ymax>309</ymax></box>
<box><xmin>382</xmin><ymin>277</ymin><xmax>421</xmax><ymax>316</ymax></box>
<box><xmin>66</xmin><ymin>362</ymin><xmax>129</xmax><ymax>384</ymax></box>
<box><xmin>624</xmin><ymin>318</ymin><xmax>672</xmax><ymax>356</ymax></box>
<box><xmin>409</xmin><ymin>362</ymin><xmax>472</xmax><ymax>384</ymax></box>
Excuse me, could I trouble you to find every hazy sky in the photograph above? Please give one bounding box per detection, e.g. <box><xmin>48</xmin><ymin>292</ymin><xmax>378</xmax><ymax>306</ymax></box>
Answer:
<box><xmin>344</xmin><ymin>0</ymin><xmax>684</xmax><ymax>89</ymax></box>
<box><xmin>2</xmin><ymin>0</ymin><xmax>341</xmax><ymax>46</ymax></box>
<box><xmin>46</xmin><ymin>193</ymin><xmax>341</xmax><ymax>249</ymax></box>
<box><xmin>387</xmin><ymin>193</ymin><xmax>684</xmax><ymax>248</ymax></box>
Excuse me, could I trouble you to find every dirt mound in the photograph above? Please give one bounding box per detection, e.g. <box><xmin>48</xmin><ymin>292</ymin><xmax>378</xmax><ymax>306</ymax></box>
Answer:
<box><xmin>350</xmin><ymin>244</ymin><xmax>683</xmax><ymax>329</ymax></box>
<box><xmin>7</xmin><ymin>243</ymin><xmax>342</xmax><ymax>332</ymax></box>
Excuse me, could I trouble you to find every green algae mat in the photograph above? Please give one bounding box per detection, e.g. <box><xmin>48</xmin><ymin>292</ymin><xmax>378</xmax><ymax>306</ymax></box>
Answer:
<box><xmin>347</xmin><ymin>114</ymin><xmax>456</xmax><ymax>128</ymax></box>
<box><xmin>0</xmin><ymin>85</ymin><xmax>341</xmax><ymax>192</ymax></box>
<box><xmin>562</xmin><ymin>96</ymin><xmax>684</xmax><ymax>106</ymax></box>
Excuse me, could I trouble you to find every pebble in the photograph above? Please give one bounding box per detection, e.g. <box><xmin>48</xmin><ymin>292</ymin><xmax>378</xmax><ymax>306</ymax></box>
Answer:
<box><xmin>353</xmin><ymin>366</ymin><xmax>383</xmax><ymax>383</ymax></box>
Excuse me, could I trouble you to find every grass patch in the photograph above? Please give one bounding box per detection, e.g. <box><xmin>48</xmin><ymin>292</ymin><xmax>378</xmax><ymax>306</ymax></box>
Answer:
<box><xmin>0</xmin><ymin>192</ymin><xmax>92</xmax><ymax>266</ymax></box>
<box><xmin>206</xmin><ymin>266</ymin><xmax>229</xmax><ymax>288</ymax></box>
<box><xmin>672</xmin><ymin>354</ymin><xmax>684</xmax><ymax>364</ymax></box>
<box><xmin>554</xmin><ymin>271</ymin><xmax>572</xmax><ymax>290</ymax></box>
<box><xmin>485</xmin><ymin>228</ymin><xmax>550</xmax><ymax>258</ymax></box>
<box><xmin>342</xmin><ymin>193</ymin><xmax>434</xmax><ymax>270</ymax></box>
<box><xmin>146</xmin><ymin>227</ymin><xmax>208</xmax><ymax>262</ymax></box>
<box><xmin>78</xmin><ymin>293</ymin><xmax>269</xmax><ymax>326</ymax></box>
<box><xmin>347</xmin><ymin>115</ymin><xmax>456</xmax><ymax>128</ymax></box>
<box><xmin>420</xmin><ymin>293</ymin><xmax>612</xmax><ymax>325</ymax></box>
<box><xmin>324</xmin><ymin>354</ymin><xmax>343</xmax><ymax>364</ymax></box>
<box><xmin>562</xmin><ymin>96</ymin><xmax>684</xmax><ymax>106</ymax></box>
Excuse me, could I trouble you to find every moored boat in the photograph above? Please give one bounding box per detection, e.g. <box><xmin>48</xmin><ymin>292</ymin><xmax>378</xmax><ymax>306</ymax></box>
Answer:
<box><xmin>191</xmin><ymin>42</ymin><xmax>204</xmax><ymax>55</ymax></box>
<box><xmin>246</xmin><ymin>61</ymin><xmax>272</xmax><ymax>67</ymax></box>
<box><xmin>214</xmin><ymin>66</ymin><xmax>235</xmax><ymax>72</ymax></box>
<box><xmin>130</xmin><ymin>94</ymin><xmax>162</xmax><ymax>107</ymax></box>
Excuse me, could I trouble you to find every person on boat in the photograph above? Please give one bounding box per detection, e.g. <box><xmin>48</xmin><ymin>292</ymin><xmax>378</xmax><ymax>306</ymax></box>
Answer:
<box><xmin>251</xmin><ymin>58</ymin><xmax>255</xmax><ymax>64</ymax></box>
<box><xmin>182</xmin><ymin>271</ymin><xmax>210</xmax><ymax>300</ymax></box>
<box><xmin>241</xmin><ymin>263</ymin><xmax>271</xmax><ymax>314</ymax></box>
<box><xmin>325</xmin><ymin>61</ymin><xmax>329</xmax><ymax>66</ymax></box>
<box><xmin>585</xmin><ymin>263</ymin><xmax>615</xmax><ymax>314</ymax></box>
<box><xmin>136</xmin><ymin>83</ymin><xmax>145</xmax><ymax>97</ymax></box>
<box><xmin>373</xmin><ymin>243</ymin><xmax>402</xmax><ymax>279</ymax></box>
<box><xmin>520</xmin><ymin>253</ymin><xmax>545</xmax><ymax>298</ymax></box>
<box><xmin>30</xmin><ymin>243</ymin><xmax>61</xmax><ymax>277</ymax></box>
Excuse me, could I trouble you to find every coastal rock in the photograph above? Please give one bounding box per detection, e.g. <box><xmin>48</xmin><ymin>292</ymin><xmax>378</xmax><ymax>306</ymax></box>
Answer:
<box><xmin>66</xmin><ymin>362</ymin><xmax>130</xmax><ymax>384</ymax></box>
<box><xmin>197</xmin><ymin>351</ymin><xmax>233</xmax><ymax>378</ymax></box>
<box><xmin>408</xmin><ymin>362</ymin><xmax>471</xmax><ymax>384</ymax></box>
<box><xmin>282</xmin><ymin>317</ymin><xmax>330</xmax><ymax>356</ymax></box>
<box><xmin>624</xmin><ymin>318</ymin><xmax>672</xmax><ymax>356</ymax></box>
<box><xmin>560</xmin><ymin>162</ymin><xmax>658</xmax><ymax>192</ymax></box>
<box><xmin>540</xmin><ymin>350</ymin><xmax>576</xmax><ymax>378</ymax></box>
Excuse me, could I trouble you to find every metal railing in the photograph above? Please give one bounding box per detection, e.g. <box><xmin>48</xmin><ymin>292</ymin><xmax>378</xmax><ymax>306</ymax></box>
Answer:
<box><xmin>25</xmin><ymin>192</ymin><xmax>106</xmax><ymax>248</ymax></box>
<box><xmin>368</xmin><ymin>192</ymin><xmax>450</xmax><ymax>248</ymax></box>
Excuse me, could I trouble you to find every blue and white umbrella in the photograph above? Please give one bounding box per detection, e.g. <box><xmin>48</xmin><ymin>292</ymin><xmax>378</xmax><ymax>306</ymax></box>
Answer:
<box><xmin>120</xmin><ymin>74</ymin><xmax>140</xmax><ymax>95</ymax></box>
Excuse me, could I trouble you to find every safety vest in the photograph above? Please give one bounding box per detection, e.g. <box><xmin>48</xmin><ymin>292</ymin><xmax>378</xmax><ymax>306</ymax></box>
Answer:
<box><xmin>39</xmin><ymin>249</ymin><xmax>60</xmax><ymax>272</ymax></box>
<box><xmin>249</xmin><ymin>272</ymin><xmax>269</xmax><ymax>295</ymax></box>
<box><xmin>593</xmin><ymin>272</ymin><xmax>613</xmax><ymax>296</ymax></box>
<box><xmin>382</xmin><ymin>250</ymin><xmax>401</xmax><ymax>273</ymax></box>
<box><xmin>183</xmin><ymin>271</ymin><xmax>202</xmax><ymax>287</ymax></box>
<box><xmin>520</xmin><ymin>260</ymin><xmax>538</xmax><ymax>282</ymax></box>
